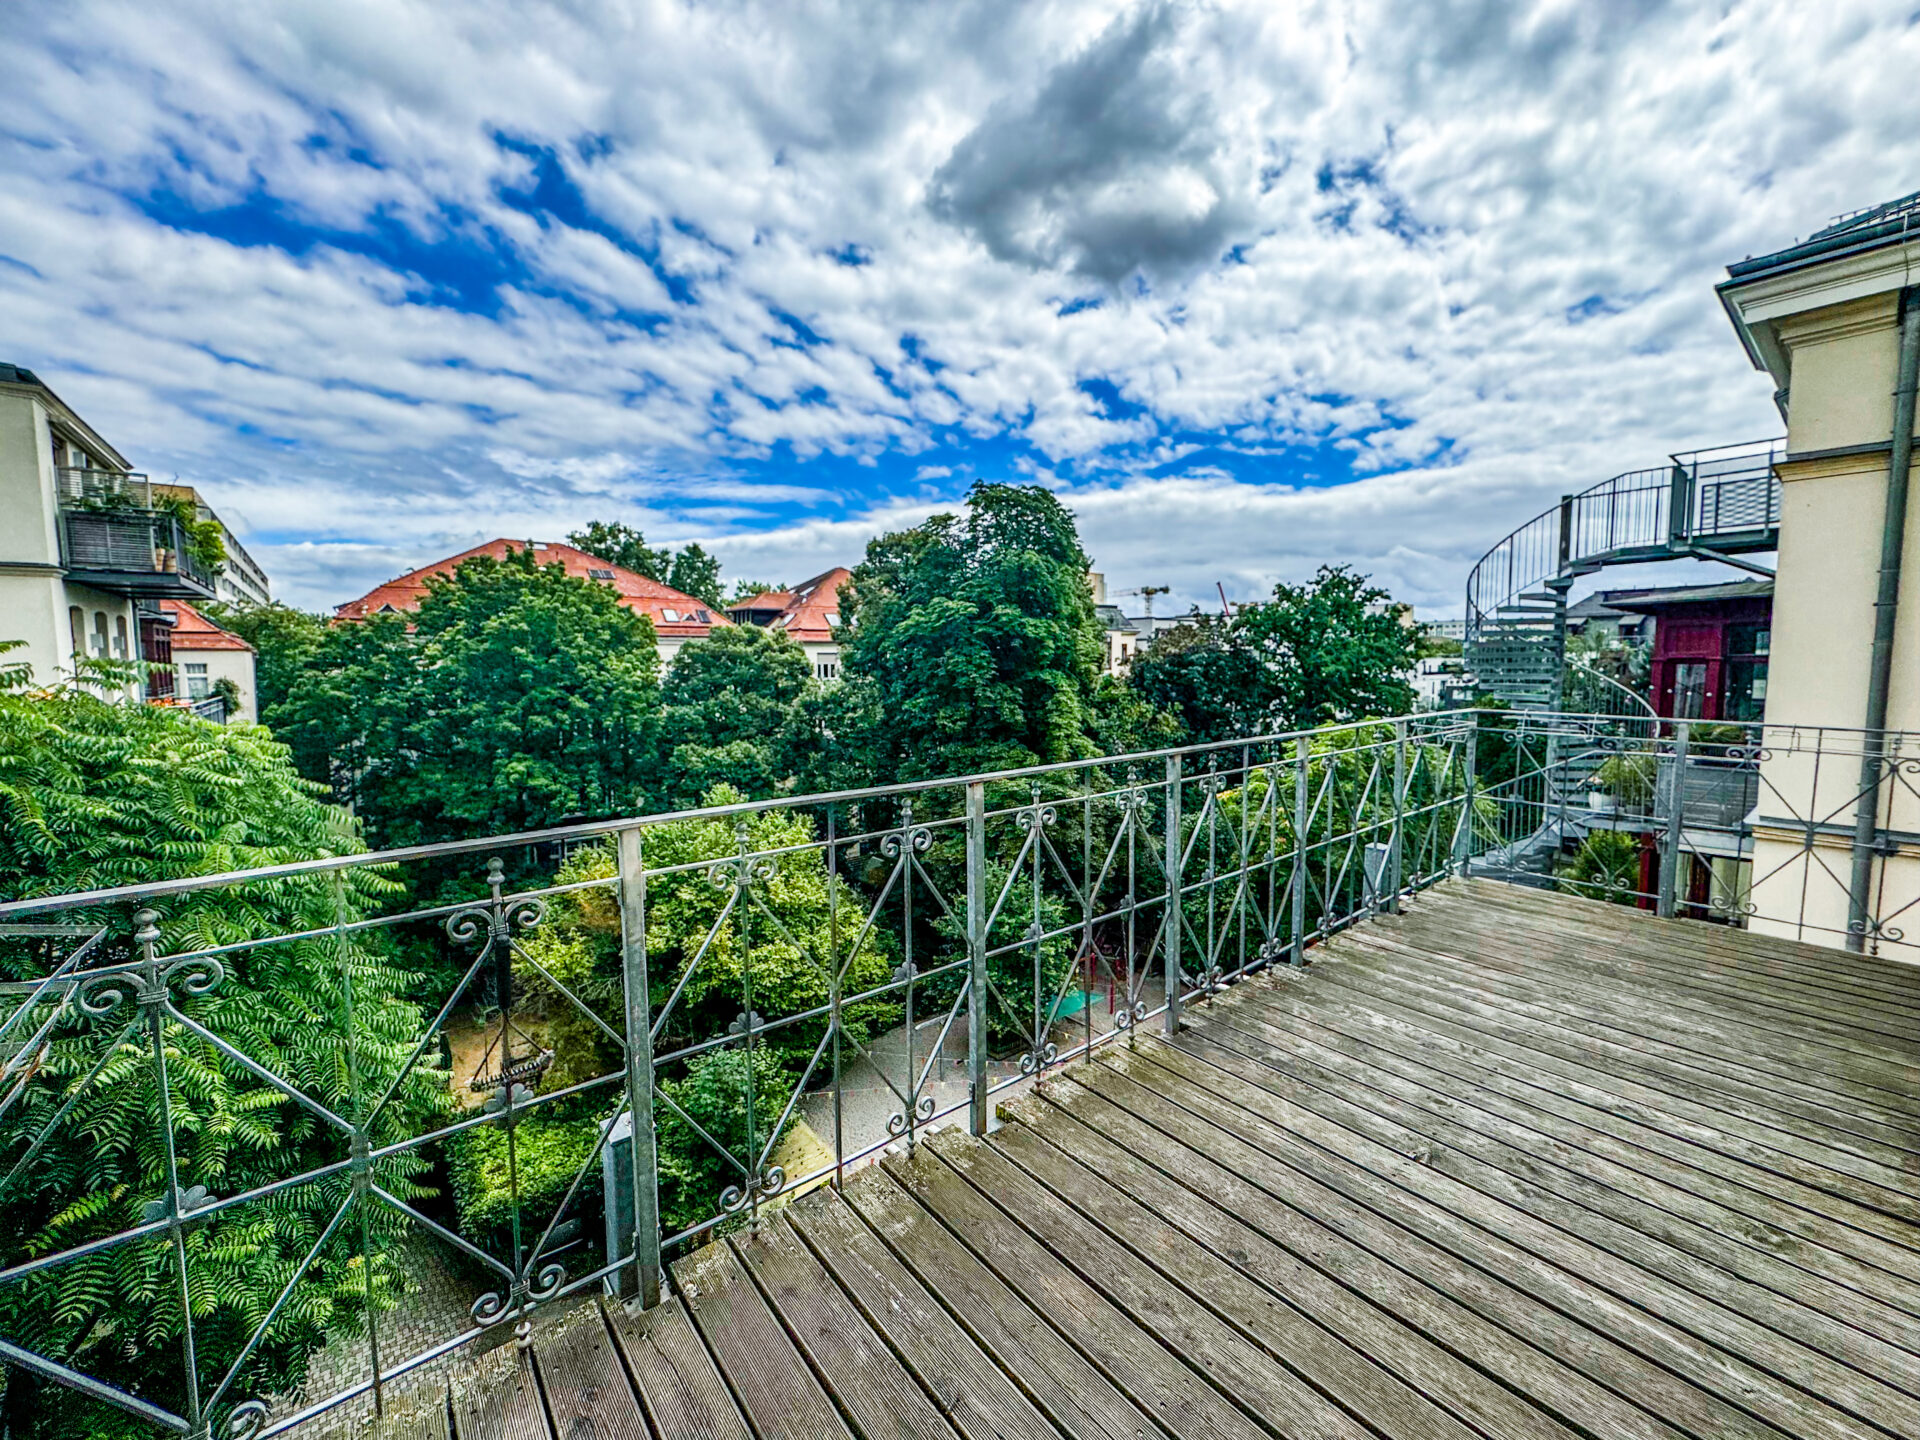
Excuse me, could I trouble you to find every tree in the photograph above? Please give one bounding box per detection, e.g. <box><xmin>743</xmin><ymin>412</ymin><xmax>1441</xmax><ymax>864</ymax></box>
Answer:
<box><xmin>0</xmin><ymin>668</ymin><xmax>442</xmax><ymax>1439</ymax></box>
<box><xmin>278</xmin><ymin>547</ymin><xmax>662</xmax><ymax>846</ymax></box>
<box><xmin>729</xmin><ymin>578</ymin><xmax>783</xmax><ymax>602</ymax></box>
<box><xmin>666</xmin><ymin>544</ymin><xmax>724</xmax><ymax>609</ymax></box>
<box><xmin>828</xmin><ymin>483</ymin><xmax>1106</xmax><ymax>782</ymax></box>
<box><xmin>508</xmin><ymin>793</ymin><xmax>896</xmax><ymax>1235</ymax></box>
<box><xmin>197</xmin><ymin>600</ymin><xmax>329</xmax><ymax>737</ymax></box>
<box><xmin>1127</xmin><ymin>567</ymin><xmax>1417</xmax><ymax>742</ymax></box>
<box><xmin>567</xmin><ymin>521</ymin><xmax>669</xmax><ymax>582</ymax></box>
<box><xmin>1124</xmin><ymin>614</ymin><xmax>1270</xmax><ymax>743</ymax></box>
<box><xmin>659</xmin><ymin>626</ymin><xmax>813</xmax><ymax>807</ymax></box>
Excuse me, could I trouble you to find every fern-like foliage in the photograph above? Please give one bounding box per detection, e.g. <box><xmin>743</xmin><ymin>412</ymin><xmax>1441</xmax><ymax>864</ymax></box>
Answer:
<box><xmin>0</xmin><ymin>677</ymin><xmax>446</xmax><ymax>1439</ymax></box>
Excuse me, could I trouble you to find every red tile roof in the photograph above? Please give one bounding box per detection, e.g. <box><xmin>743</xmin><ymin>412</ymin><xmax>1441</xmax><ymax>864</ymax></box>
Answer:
<box><xmin>728</xmin><ymin>567</ymin><xmax>851</xmax><ymax>644</ymax></box>
<box><xmin>158</xmin><ymin>600</ymin><xmax>254</xmax><ymax>652</ymax></box>
<box><xmin>334</xmin><ymin>539</ymin><xmax>728</xmax><ymax>638</ymax></box>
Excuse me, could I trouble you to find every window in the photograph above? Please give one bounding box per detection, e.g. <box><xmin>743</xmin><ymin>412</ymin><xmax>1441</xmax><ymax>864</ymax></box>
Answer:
<box><xmin>113</xmin><ymin>616</ymin><xmax>128</xmax><ymax>659</ymax></box>
<box><xmin>588</xmin><ymin>568</ymin><xmax>615</xmax><ymax>581</ymax></box>
<box><xmin>661</xmin><ymin>608</ymin><xmax>680</xmax><ymax>623</ymax></box>
<box><xmin>1723</xmin><ymin>623</ymin><xmax>1769</xmax><ymax>723</ymax></box>
<box><xmin>91</xmin><ymin>612</ymin><xmax>109</xmax><ymax>657</ymax></box>
<box><xmin>695</xmin><ymin>609</ymin><xmax>711</xmax><ymax>623</ymax></box>
<box><xmin>1670</xmin><ymin>662</ymin><xmax>1707</xmax><ymax>719</ymax></box>
<box><xmin>377</xmin><ymin>604</ymin><xmax>397</xmax><ymax>614</ymax></box>
<box><xmin>68</xmin><ymin>606</ymin><xmax>85</xmax><ymax>658</ymax></box>
<box><xmin>824</xmin><ymin>611</ymin><xmax>840</xmax><ymax>628</ymax></box>
<box><xmin>816</xmin><ymin>651</ymin><xmax>839</xmax><ymax>680</ymax></box>
<box><xmin>185</xmin><ymin>661</ymin><xmax>210</xmax><ymax>700</ymax></box>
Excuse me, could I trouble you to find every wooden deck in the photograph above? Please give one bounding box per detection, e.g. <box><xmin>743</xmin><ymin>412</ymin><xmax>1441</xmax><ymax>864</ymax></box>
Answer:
<box><xmin>347</xmin><ymin>879</ymin><xmax>1920</xmax><ymax>1440</ymax></box>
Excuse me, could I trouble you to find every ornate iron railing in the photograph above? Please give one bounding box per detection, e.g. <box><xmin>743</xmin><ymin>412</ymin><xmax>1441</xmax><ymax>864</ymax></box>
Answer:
<box><xmin>0</xmin><ymin>708</ymin><xmax>1911</xmax><ymax>1438</ymax></box>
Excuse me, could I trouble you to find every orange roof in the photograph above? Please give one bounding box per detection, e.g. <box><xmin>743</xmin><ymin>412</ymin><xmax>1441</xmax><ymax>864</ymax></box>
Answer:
<box><xmin>158</xmin><ymin>600</ymin><xmax>254</xmax><ymax>652</ymax></box>
<box><xmin>334</xmin><ymin>539</ymin><xmax>729</xmax><ymax>638</ymax></box>
<box><xmin>731</xmin><ymin>567</ymin><xmax>851</xmax><ymax>644</ymax></box>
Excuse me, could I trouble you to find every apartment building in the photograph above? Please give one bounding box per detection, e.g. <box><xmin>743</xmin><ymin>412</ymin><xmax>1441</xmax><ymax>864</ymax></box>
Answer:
<box><xmin>1</xmin><ymin>365</ymin><xmax>206</xmax><ymax>698</ymax></box>
<box><xmin>728</xmin><ymin>567</ymin><xmax>852</xmax><ymax>679</ymax></box>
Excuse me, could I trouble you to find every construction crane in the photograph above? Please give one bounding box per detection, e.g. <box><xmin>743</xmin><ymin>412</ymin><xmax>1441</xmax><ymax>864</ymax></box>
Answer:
<box><xmin>1116</xmin><ymin>585</ymin><xmax>1171</xmax><ymax>620</ymax></box>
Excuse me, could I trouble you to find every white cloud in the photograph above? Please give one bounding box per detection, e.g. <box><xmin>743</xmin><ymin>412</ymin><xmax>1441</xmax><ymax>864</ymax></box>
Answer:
<box><xmin>3</xmin><ymin>0</ymin><xmax>1917</xmax><ymax>614</ymax></box>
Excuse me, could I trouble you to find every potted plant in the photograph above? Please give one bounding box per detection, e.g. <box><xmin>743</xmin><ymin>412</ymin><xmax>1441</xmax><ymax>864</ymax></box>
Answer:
<box><xmin>1590</xmin><ymin>751</ymin><xmax>1656</xmax><ymax>815</ymax></box>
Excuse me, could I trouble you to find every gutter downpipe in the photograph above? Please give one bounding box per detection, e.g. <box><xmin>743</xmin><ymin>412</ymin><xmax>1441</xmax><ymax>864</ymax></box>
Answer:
<box><xmin>1846</xmin><ymin>286</ymin><xmax>1920</xmax><ymax>951</ymax></box>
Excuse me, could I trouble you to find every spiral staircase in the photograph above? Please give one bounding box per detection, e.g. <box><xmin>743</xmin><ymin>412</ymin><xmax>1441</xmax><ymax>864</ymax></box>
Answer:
<box><xmin>1464</xmin><ymin>438</ymin><xmax>1785</xmax><ymax>711</ymax></box>
<box><xmin>1462</xmin><ymin>439</ymin><xmax>1783</xmax><ymax>880</ymax></box>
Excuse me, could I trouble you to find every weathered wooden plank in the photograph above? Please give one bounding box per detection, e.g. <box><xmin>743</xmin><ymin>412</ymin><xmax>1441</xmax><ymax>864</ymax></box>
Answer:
<box><xmin>733</xmin><ymin>1217</ymin><xmax>958</xmax><ymax>1440</ymax></box>
<box><xmin>1299</xmin><ymin>946</ymin><xmax>1920</xmax><ymax>1238</ymax></box>
<box><xmin>450</xmin><ymin>1346</ymin><xmax>550</xmax><ymax>1440</ymax></box>
<box><xmin>1317</xmin><ymin>931</ymin><xmax>1920</xmax><ymax>1161</ymax></box>
<box><xmin>1186</xmin><ymin>1005</ymin><xmax>1920</xmax><ymax>1384</ymax></box>
<box><xmin>1211</xmin><ymin>978</ymin><xmax>1920</xmax><ymax>1348</ymax></box>
<box><xmin>837</xmin><ymin>1164</ymin><xmax>1165</xmax><ymax>1440</ymax></box>
<box><xmin>1385</xmin><ymin>899</ymin><xmax>1920</xmax><ymax>1070</ymax></box>
<box><xmin>784</xmin><ymin>1186</ymin><xmax>1062</xmax><ymax>1440</ymax></box>
<box><xmin>603</xmin><ymin>1294</ymin><xmax>751</xmax><ymax>1440</ymax></box>
<box><xmin>1376</xmin><ymin>906</ymin><xmax>1920</xmax><ymax>1086</ymax></box>
<box><xmin>1453</xmin><ymin>879</ymin><xmax>1920</xmax><ymax>987</ymax></box>
<box><xmin>1445</xmin><ymin>883</ymin><xmax>1920</xmax><ymax>1000</ymax></box>
<box><xmin>882</xmin><ymin>1140</ymin><xmax>1272</xmax><ymax>1440</ymax></box>
<box><xmin>533</xmin><ymin>1309</ymin><xmax>647</xmax><ymax>1440</ymax></box>
<box><xmin>1452</xmin><ymin>879</ymin><xmax>1920</xmax><ymax>994</ymax></box>
<box><xmin>1108</xmin><ymin>1044</ymin><xmax>1913</xmax><ymax>1440</ymax></box>
<box><xmin>1002</xmin><ymin>1084</ymin><xmax>1650</xmax><ymax>1440</ymax></box>
<box><xmin>1054</xmin><ymin>1062</ymin><xmax>1786</xmax><ymax>1440</ymax></box>
<box><xmin>1408</xmin><ymin>890</ymin><xmax>1920</xmax><ymax>1034</ymax></box>
<box><xmin>1329</xmin><ymin>930</ymin><xmax>1920</xmax><ymax>1155</ymax></box>
<box><xmin>672</xmin><ymin>1239</ymin><xmax>853</xmax><ymax>1440</ymax></box>
<box><xmin>985</xmin><ymin>1102</ymin><xmax>1546</xmax><ymax>1440</ymax></box>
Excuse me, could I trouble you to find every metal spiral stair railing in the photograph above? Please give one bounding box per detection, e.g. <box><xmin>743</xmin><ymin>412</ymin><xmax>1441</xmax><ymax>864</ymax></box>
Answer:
<box><xmin>1464</xmin><ymin>438</ymin><xmax>1785</xmax><ymax>711</ymax></box>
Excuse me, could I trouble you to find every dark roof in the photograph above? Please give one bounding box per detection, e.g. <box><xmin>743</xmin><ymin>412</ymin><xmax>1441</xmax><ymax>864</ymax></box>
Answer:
<box><xmin>1725</xmin><ymin>190</ymin><xmax>1920</xmax><ymax>282</ymax></box>
<box><xmin>0</xmin><ymin>363</ymin><xmax>45</xmax><ymax>387</ymax></box>
<box><xmin>1604</xmin><ymin>579</ymin><xmax>1773</xmax><ymax>613</ymax></box>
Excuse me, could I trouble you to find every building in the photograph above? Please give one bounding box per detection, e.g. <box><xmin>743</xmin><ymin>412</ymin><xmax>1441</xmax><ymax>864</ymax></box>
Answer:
<box><xmin>1606</xmin><ymin>580</ymin><xmax>1771</xmax><ymax>722</ymax></box>
<box><xmin>155</xmin><ymin>482</ymin><xmax>272</xmax><ymax>607</ymax></box>
<box><xmin>1561</xmin><ymin>592</ymin><xmax>1654</xmax><ymax>646</ymax></box>
<box><xmin>1718</xmin><ymin>189</ymin><xmax>1920</xmax><ymax>952</ymax></box>
<box><xmin>157</xmin><ymin>599</ymin><xmax>258</xmax><ymax>723</ymax></box>
<box><xmin>1420</xmin><ymin>616</ymin><xmax>1467</xmax><ymax>643</ymax></box>
<box><xmin>337</xmin><ymin>539</ymin><xmax>727</xmax><ymax>664</ymax></box>
<box><xmin>1086</xmin><ymin>572</ymin><xmax>1144</xmax><ymax>675</ymax></box>
<box><xmin>727</xmin><ymin>567</ymin><xmax>852</xmax><ymax>679</ymax></box>
<box><xmin>0</xmin><ymin>363</ymin><xmax>216</xmax><ymax>700</ymax></box>
<box><xmin>1410</xmin><ymin>653</ymin><xmax>1471</xmax><ymax>709</ymax></box>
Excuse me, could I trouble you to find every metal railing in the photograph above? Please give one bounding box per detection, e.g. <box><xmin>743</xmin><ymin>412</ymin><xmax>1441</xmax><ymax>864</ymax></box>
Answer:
<box><xmin>56</xmin><ymin>468</ymin><xmax>155</xmax><ymax>510</ymax></box>
<box><xmin>0</xmin><ymin>708</ymin><xmax>1912</xmax><ymax>1438</ymax></box>
<box><xmin>59</xmin><ymin>509</ymin><xmax>216</xmax><ymax>594</ymax></box>
<box><xmin>1464</xmin><ymin>439</ymin><xmax>1783</xmax><ymax>645</ymax></box>
<box><xmin>1472</xmin><ymin>712</ymin><xmax>1920</xmax><ymax>944</ymax></box>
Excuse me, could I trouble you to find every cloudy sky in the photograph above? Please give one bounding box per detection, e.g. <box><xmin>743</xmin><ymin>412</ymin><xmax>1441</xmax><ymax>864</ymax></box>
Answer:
<box><xmin>5</xmin><ymin>1</ymin><xmax>1917</xmax><ymax>616</ymax></box>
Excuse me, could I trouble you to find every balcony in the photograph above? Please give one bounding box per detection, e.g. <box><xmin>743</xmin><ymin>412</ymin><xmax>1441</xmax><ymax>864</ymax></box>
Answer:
<box><xmin>0</xmin><ymin>711</ymin><xmax>1913</xmax><ymax>1440</ymax></box>
<box><xmin>58</xmin><ymin>508</ymin><xmax>215</xmax><ymax>598</ymax></box>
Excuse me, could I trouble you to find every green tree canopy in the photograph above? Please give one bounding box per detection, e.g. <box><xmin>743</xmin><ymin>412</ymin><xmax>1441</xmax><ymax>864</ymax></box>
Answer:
<box><xmin>666</xmin><ymin>543</ymin><xmax>724</xmax><ymax>609</ymax></box>
<box><xmin>823</xmin><ymin>483</ymin><xmax>1105</xmax><ymax>782</ymax></box>
<box><xmin>0</xmin><ymin>672</ymin><xmax>441</xmax><ymax>1439</ymax></box>
<box><xmin>1128</xmin><ymin>566</ymin><xmax>1417</xmax><ymax>742</ymax></box>
<box><xmin>275</xmin><ymin>547</ymin><xmax>662</xmax><ymax>846</ymax></box>
<box><xmin>567</xmin><ymin>521</ymin><xmax>670</xmax><ymax>581</ymax></box>
<box><xmin>659</xmin><ymin>625</ymin><xmax>813</xmax><ymax>807</ymax></box>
